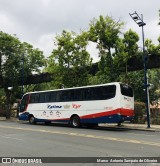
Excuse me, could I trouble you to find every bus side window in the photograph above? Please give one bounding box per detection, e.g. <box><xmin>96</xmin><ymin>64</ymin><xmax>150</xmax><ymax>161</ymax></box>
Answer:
<box><xmin>69</xmin><ymin>90</ymin><xmax>74</xmax><ymax>101</ymax></box>
<box><xmin>90</xmin><ymin>87</ymin><xmax>99</xmax><ymax>100</ymax></box>
<box><xmin>85</xmin><ymin>88</ymin><xmax>91</xmax><ymax>100</ymax></box>
<box><xmin>56</xmin><ymin>91</ymin><xmax>62</xmax><ymax>102</ymax></box>
<box><xmin>30</xmin><ymin>94</ymin><xmax>35</xmax><ymax>103</ymax></box>
<box><xmin>39</xmin><ymin>93</ymin><xmax>45</xmax><ymax>103</ymax></box>
<box><xmin>61</xmin><ymin>90</ymin><xmax>67</xmax><ymax>102</ymax></box>
<box><xmin>30</xmin><ymin>93</ymin><xmax>39</xmax><ymax>103</ymax></box>
<box><xmin>74</xmin><ymin>89</ymin><xmax>85</xmax><ymax>101</ymax></box>
<box><xmin>34</xmin><ymin>94</ymin><xmax>40</xmax><ymax>103</ymax></box>
<box><xmin>61</xmin><ymin>90</ymin><xmax>73</xmax><ymax>102</ymax></box>
<box><xmin>101</xmin><ymin>85</ymin><xmax>116</xmax><ymax>100</ymax></box>
<box><xmin>45</xmin><ymin>92</ymin><xmax>50</xmax><ymax>103</ymax></box>
<box><xmin>50</xmin><ymin>91</ymin><xmax>56</xmax><ymax>102</ymax></box>
<box><xmin>74</xmin><ymin>89</ymin><xmax>79</xmax><ymax>101</ymax></box>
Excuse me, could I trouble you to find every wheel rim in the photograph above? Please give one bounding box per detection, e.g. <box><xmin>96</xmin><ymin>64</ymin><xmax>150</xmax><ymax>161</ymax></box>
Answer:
<box><xmin>73</xmin><ymin>119</ymin><xmax>78</xmax><ymax>127</ymax></box>
<box><xmin>72</xmin><ymin>116</ymin><xmax>80</xmax><ymax>127</ymax></box>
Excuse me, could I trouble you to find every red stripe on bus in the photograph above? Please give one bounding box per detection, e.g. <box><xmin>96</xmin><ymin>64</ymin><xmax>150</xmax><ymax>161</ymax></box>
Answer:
<box><xmin>49</xmin><ymin>108</ymin><xmax>134</xmax><ymax>121</ymax></box>
<box><xmin>81</xmin><ymin>108</ymin><xmax>134</xmax><ymax>119</ymax></box>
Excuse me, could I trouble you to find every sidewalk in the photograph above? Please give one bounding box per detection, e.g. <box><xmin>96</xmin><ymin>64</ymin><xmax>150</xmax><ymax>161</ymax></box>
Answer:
<box><xmin>100</xmin><ymin>123</ymin><xmax>160</xmax><ymax>132</ymax></box>
<box><xmin>0</xmin><ymin>117</ymin><xmax>19</xmax><ymax>122</ymax></box>
<box><xmin>0</xmin><ymin>117</ymin><xmax>160</xmax><ymax>132</ymax></box>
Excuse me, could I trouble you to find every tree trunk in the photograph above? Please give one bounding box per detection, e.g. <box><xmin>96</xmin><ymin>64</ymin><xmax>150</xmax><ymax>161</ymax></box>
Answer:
<box><xmin>108</xmin><ymin>48</ymin><xmax>114</xmax><ymax>82</ymax></box>
<box><xmin>4</xmin><ymin>88</ymin><xmax>11</xmax><ymax>119</ymax></box>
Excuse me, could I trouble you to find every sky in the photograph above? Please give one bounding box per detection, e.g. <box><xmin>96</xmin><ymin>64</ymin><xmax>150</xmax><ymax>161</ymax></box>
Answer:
<box><xmin>0</xmin><ymin>0</ymin><xmax>160</xmax><ymax>62</ymax></box>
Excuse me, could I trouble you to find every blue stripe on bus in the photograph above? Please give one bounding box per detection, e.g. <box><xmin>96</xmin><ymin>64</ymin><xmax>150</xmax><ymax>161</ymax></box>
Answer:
<box><xmin>47</xmin><ymin>114</ymin><xmax>133</xmax><ymax>124</ymax></box>
<box><xmin>80</xmin><ymin>114</ymin><xmax>134</xmax><ymax>123</ymax></box>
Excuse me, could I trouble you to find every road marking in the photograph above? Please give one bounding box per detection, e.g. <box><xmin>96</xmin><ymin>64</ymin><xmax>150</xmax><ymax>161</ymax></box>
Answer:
<box><xmin>0</xmin><ymin>125</ymin><xmax>160</xmax><ymax>147</ymax></box>
<box><xmin>0</xmin><ymin>135</ymin><xmax>23</xmax><ymax>141</ymax></box>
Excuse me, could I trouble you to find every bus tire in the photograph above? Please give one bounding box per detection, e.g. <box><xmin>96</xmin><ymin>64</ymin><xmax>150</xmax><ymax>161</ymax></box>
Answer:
<box><xmin>70</xmin><ymin>115</ymin><xmax>81</xmax><ymax>128</ymax></box>
<box><xmin>29</xmin><ymin>115</ymin><xmax>36</xmax><ymax>125</ymax></box>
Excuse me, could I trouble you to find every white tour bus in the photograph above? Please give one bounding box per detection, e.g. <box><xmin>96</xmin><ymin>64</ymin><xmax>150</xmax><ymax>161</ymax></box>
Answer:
<box><xmin>19</xmin><ymin>82</ymin><xmax>134</xmax><ymax>127</ymax></box>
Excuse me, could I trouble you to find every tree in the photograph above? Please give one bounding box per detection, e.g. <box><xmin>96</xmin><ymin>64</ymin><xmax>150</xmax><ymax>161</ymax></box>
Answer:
<box><xmin>145</xmin><ymin>39</ymin><xmax>157</xmax><ymax>55</ymax></box>
<box><xmin>46</xmin><ymin>30</ymin><xmax>92</xmax><ymax>88</ymax></box>
<box><xmin>0</xmin><ymin>32</ymin><xmax>21</xmax><ymax>118</ymax></box>
<box><xmin>114</xmin><ymin>29</ymin><xmax>139</xmax><ymax>83</ymax></box>
<box><xmin>88</xmin><ymin>15</ymin><xmax>124</xmax><ymax>83</ymax></box>
<box><xmin>0</xmin><ymin>31</ymin><xmax>44</xmax><ymax>118</ymax></box>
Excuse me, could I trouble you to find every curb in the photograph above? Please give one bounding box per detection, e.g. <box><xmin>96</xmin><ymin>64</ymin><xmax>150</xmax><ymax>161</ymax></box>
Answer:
<box><xmin>99</xmin><ymin>124</ymin><xmax>159</xmax><ymax>132</ymax></box>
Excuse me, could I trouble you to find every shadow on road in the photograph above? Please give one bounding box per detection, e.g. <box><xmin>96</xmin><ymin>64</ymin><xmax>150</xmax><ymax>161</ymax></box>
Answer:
<box><xmin>19</xmin><ymin>121</ymin><xmax>131</xmax><ymax>132</ymax></box>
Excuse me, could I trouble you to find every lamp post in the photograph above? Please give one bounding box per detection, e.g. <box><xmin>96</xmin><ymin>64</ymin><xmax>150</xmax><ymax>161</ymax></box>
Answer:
<box><xmin>129</xmin><ymin>11</ymin><xmax>150</xmax><ymax>128</ymax></box>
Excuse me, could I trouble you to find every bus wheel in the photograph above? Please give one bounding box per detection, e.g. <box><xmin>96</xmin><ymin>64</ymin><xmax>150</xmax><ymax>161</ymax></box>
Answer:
<box><xmin>70</xmin><ymin>115</ymin><xmax>81</xmax><ymax>128</ymax></box>
<box><xmin>29</xmin><ymin>115</ymin><xmax>36</xmax><ymax>125</ymax></box>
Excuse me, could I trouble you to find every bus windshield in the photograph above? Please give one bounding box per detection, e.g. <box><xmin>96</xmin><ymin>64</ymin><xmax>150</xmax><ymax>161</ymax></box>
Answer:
<box><xmin>120</xmin><ymin>84</ymin><xmax>133</xmax><ymax>97</ymax></box>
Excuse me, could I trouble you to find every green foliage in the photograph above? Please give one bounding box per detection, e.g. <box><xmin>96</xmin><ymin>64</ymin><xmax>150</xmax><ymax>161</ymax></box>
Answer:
<box><xmin>0</xmin><ymin>32</ymin><xmax>44</xmax><ymax>89</ymax></box>
<box><xmin>0</xmin><ymin>32</ymin><xmax>22</xmax><ymax>87</ymax></box>
<box><xmin>88</xmin><ymin>16</ymin><xmax>124</xmax><ymax>82</ymax></box>
<box><xmin>145</xmin><ymin>39</ymin><xmax>158</xmax><ymax>55</ymax></box>
<box><xmin>114</xmin><ymin>29</ymin><xmax>139</xmax><ymax>83</ymax></box>
<box><xmin>0</xmin><ymin>31</ymin><xmax>45</xmax><ymax>118</ymax></box>
<box><xmin>46</xmin><ymin>30</ymin><xmax>92</xmax><ymax>88</ymax></box>
<box><xmin>123</xmin><ymin>29</ymin><xmax>139</xmax><ymax>59</ymax></box>
<box><xmin>89</xmin><ymin>15</ymin><xmax>124</xmax><ymax>51</ymax></box>
<box><xmin>148</xmin><ymin>69</ymin><xmax>160</xmax><ymax>103</ymax></box>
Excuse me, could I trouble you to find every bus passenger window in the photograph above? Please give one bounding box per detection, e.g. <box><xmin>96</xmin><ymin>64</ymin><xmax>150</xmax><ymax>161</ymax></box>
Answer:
<box><xmin>34</xmin><ymin>94</ymin><xmax>40</xmax><ymax>103</ymax></box>
<box><xmin>30</xmin><ymin>93</ymin><xmax>39</xmax><ymax>103</ymax></box>
<box><xmin>45</xmin><ymin>93</ymin><xmax>50</xmax><ymax>103</ymax></box>
<box><xmin>30</xmin><ymin>94</ymin><xmax>35</xmax><ymax>103</ymax></box>
<box><xmin>39</xmin><ymin>93</ymin><xmax>45</xmax><ymax>103</ymax></box>
<box><xmin>85</xmin><ymin>88</ymin><xmax>91</xmax><ymax>100</ymax></box>
<box><xmin>74</xmin><ymin>89</ymin><xmax>81</xmax><ymax>101</ymax></box>
<box><xmin>61</xmin><ymin>90</ymin><xmax>68</xmax><ymax>102</ymax></box>
<box><xmin>50</xmin><ymin>92</ymin><xmax>56</xmax><ymax>102</ymax></box>
<box><xmin>90</xmin><ymin>87</ymin><xmax>99</xmax><ymax>100</ymax></box>
<box><xmin>56</xmin><ymin>91</ymin><xmax>62</xmax><ymax>102</ymax></box>
<box><xmin>101</xmin><ymin>85</ymin><xmax>116</xmax><ymax>100</ymax></box>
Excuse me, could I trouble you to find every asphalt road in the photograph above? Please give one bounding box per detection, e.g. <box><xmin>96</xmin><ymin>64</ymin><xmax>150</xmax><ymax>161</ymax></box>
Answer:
<box><xmin>0</xmin><ymin>121</ymin><xmax>160</xmax><ymax>166</ymax></box>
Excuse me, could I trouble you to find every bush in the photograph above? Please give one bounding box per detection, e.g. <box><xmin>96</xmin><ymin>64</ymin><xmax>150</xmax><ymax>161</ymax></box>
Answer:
<box><xmin>134</xmin><ymin>101</ymin><xmax>146</xmax><ymax>123</ymax></box>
